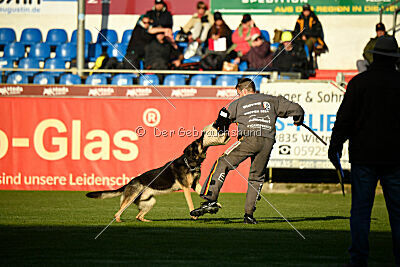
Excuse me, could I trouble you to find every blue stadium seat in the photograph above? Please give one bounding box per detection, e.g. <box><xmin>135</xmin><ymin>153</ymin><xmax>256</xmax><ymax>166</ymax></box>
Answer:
<box><xmin>44</xmin><ymin>58</ymin><xmax>66</xmax><ymax>76</ymax></box>
<box><xmin>46</xmin><ymin>29</ymin><xmax>68</xmax><ymax>47</ymax></box>
<box><xmin>0</xmin><ymin>28</ymin><xmax>16</xmax><ymax>47</ymax></box>
<box><xmin>33</xmin><ymin>73</ymin><xmax>55</xmax><ymax>85</ymax></box>
<box><xmin>216</xmin><ymin>75</ymin><xmax>238</xmax><ymax>86</ymax></box>
<box><xmin>244</xmin><ymin>75</ymin><xmax>263</xmax><ymax>91</ymax></box>
<box><xmin>28</xmin><ymin>43</ymin><xmax>51</xmax><ymax>61</ymax></box>
<box><xmin>18</xmin><ymin>58</ymin><xmax>40</xmax><ymax>76</ymax></box>
<box><xmin>107</xmin><ymin>43</ymin><xmax>127</xmax><ymax>61</ymax></box>
<box><xmin>55</xmin><ymin>43</ymin><xmax>77</xmax><ymax>61</ymax></box>
<box><xmin>139</xmin><ymin>74</ymin><xmax>159</xmax><ymax>86</ymax></box>
<box><xmin>260</xmin><ymin>30</ymin><xmax>270</xmax><ymax>42</ymax></box>
<box><xmin>86</xmin><ymin>74</ymin><xmax>108</xmax><ymax>85</ymax></box>
<box><xmin>238</xmin><ymin>61</ymin><xmax>248</xmax><ymax>71</ymax></box>
<box><xmin>6</xmin><ymin>72</ymin><xmax>28</xmax><ymax>84</ymax></box>
<box><xmin>59</xmin><ymin>73</ymin><xmax>81</xmax><ymax>85</ymax></box>
<box><xmin>0</xmin><ymin>58</ymin><xmax>14</xmax><ymax>76</ymax></box>
<box><xmin>71</xmin><ymin>29</ymin><xmax>92</xmax><ymax>44</ymax></box>
<box><xmin>190</xmin><ymin>74</ymin><xmax>212</xmax><ymax>86</ymax></box>
<box><xmin>3</xmin><ymin>42</ymin><xmax>25</xmax><ymax>61</ymax></box>
<box><xmin>96</xmin><ymin>29</ymin><xmax>118</xmax><ymax>46</ymax></box>
<box><xmin>111</xmin><ymin>74</ymin><xmax>135</xmax><ymax>85</ymax></box>
<box><xmin>183</xmin><ymin>55</ymin><xmax>201</xmax><ymax>64</ymax></box>
<box><xmin>163</xmin><ymin>74</ymin><xmax>186</xmax><ymax>86</ymax></box>
<box><xmin>20</xmin><ymin>28</ymin><xmax>42</xmax><ymax>46</ymax></box>
<box><xmin>87</xmin><ymin>43</ymin><xmax>102</xmax><ymax>62</ymax></box>
<box><xmin>121</xmin><ymin>30</ymin><xmax>133</xmax><ymax>45</ymax></box>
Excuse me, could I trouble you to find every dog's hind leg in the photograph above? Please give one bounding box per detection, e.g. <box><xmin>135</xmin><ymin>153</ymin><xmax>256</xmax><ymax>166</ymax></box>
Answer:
<box><xmin>114</xmin><ymin>184</ymin><xmax>143</xmax><ymax>222</ymax></box>
<box><xmin>136</xmin><ymin>196</ymin><xmax>156</xmax><ymax>222</ymax></box>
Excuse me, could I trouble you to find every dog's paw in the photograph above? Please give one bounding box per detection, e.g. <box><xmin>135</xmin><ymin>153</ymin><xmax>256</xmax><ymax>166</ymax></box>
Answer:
<box><xmin>191</xmin><ymin>216</ymin><xmax>198</xmax><ymax>220</ymax></box>
<box><xmin>216</xmin><ymin>202</ymin><xmax>222</xmax><ymax>208</ymax></box>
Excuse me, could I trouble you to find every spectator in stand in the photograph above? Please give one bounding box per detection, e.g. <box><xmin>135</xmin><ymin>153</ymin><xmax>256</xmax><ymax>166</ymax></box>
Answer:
<box><xmin>144</xmin><ymin>31</ymin><xmax>183</xmax><ymax>71</ymax></box>
<box><xmin>293</xmin><ymin>4</ymin><xmax>327</xmax><ymax>54</ymax></box>
<box><xmin>145</xmin><ymin>0</ymin><xmax>173</xmax><ymax>29</ymax></box>
<box><xmin>233</xmin><ymin>33</ymin><xmax>274</xmax><ymax>71</ymax></box>
<box><xmin>356</xmin><ymin>22</ymin><xmax>388</xmax><ymax>72</ymax></box>
<box><xmin>230</xmin><ymin>14</ymin><xmax>261</xmax><ymax>57</ymax></box>
<box><xmin>183</xmin><ymin>1</ymin><xmax>214</xmax><ymax>45</ymax></box>
<box><xmin>206</xmin><ymin>12</ymin><xmax>233</xmax><ymax>55</ymax></box>
<box><xmin>124</xmin><ymin>15</ymin><xmax>172</xmax><ymax>69</ymax></box>
<box><xmin>272</xmin><ymin>31</ymin><xmax>309</xmax><ymax>78</ymax></box>
<box><xmin>199</xmin><ymin>12</ymin><xmax>235</xmax><ymax>70</ymax></box>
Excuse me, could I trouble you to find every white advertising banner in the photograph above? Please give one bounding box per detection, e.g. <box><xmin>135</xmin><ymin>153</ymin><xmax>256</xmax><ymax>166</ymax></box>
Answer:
<box><xmin>261</xmin><ymin>81</ymin><xmax>350</xmax><ymax>170</ymax></box>
<box><xmin>0</xmin><ymin>0</ymin><xmax>76</xmax><ymax>15</ymax></box>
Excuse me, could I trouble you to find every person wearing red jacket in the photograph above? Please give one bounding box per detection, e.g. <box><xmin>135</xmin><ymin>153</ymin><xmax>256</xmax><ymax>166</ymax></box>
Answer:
<box><xmin>231</xmin><ymin>14</ymin><xmax>261</xmax><ymax>57</ymax></box>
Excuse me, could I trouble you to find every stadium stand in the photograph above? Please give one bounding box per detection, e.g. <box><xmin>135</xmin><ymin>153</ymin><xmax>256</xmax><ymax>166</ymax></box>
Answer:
<box><xmin>44</xmin><ymin>58</ymin><xmax>66</xmax><ymax>77</ymax></box>
<box><xmin>45</xmin><ymin>29</ymin><xmax>68</xmax><ymax>47</ymax></box>
<box><xmin>28</xmin><ymin>43</ymin><xmax>51</xmax><ymax>61</ymax></box>
<box><xmin>87</xmin><ymin>43</ymin><xmax>103</xmax><ymax>62</ymax></box>
<box><xmin>121</xmin><ymin>30</ymin><xmax>133</xmax><ymax>45</ymax></box>
<box><xmin>71</xmin><ymin>29</ymin><xmax>92</xmax><ymax>44</ymax></box>
<box><xmin>0</xmin><ymin>58</ymin><xmax>13</xmax><ymax>76</ymax></box>
<box><xmin>6</xmin><ymin>72</ymin><xmax>28</xmax><ymax>84</ymax></box>
<box><xmin>0</xmin><ymin>28</ymin><xmax>16</xmax><ymax>48</ymax></box>
<box><xmin>111</xmin><ymin>73</ymin><xmax>135</xmax><ymax>85</ymax></box>
<box><xmin>59</xmin><ymin>73</ymin><xmax>82</xmax><ymax>85</ymax></box>
<box><xmin>190</xmin><ymin>74</ymin><xmax>212</xmax><ymax>86</ymax></box>
<box><xmin>3</xmin><ymin>42</ymin><xmax>25</xmax><ymax>61</ymax></box>
<box><xmin>55</xmin><ymin>43</ymin><xmax>77</xmax><ymax>61</ymax></box>
<box><xmin>18</xmin><ymin>58</ymin><xmax>40</xmax><ymax>77</ymax></box>
<box><xmin>216</xmin><ymin>75</ymin><xmax>238</xmax><ymax>86</ymax></box>
<box><xmin>107</xmin><ymin>43</ymin><xmax>127</xmax><ymax>61</ymax></box>
<box><xmin>260</xmin><ymin>30</ymin><xmax>270</xmax><ymax>42</ymax></box>
<box><xmin>96</xmin><ymin>29</ymin><xmax>118</xmax><ymax>46</ymax></box>
<box><xmin>139</xmin><ymin>74</ymin><xmax>159</xmax><ymax>86</ymax></box>
<box><xmin>85</xmin><ymin>73</ymin><xmax>108</xmax><ymax>85</ymax></box>
<box><xmin>163</xmin><ymin>74</ymin><xmax>186</xmax><ymax>86</ymax></box>
<box><xmin>33</xmin><ymin>73</ymin><xmax>55</xmax><ymax>85</ymax></box>
<box><xmin>20</xmin><ymin>28</ymin><xmax>43</xmax><ymax>46</ymax></box>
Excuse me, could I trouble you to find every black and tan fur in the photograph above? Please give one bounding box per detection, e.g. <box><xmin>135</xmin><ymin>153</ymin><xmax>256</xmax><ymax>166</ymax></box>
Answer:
<box><xmin>86</xmin><ymin>135</ymin><xmax>208</xmax><ymax>222</ymax></box>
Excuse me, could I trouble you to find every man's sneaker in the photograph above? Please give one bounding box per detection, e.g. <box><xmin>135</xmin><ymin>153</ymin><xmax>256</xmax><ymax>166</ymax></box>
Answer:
<box><xmin>190</xmin><ymin>201</ymin><xmax>220</xmax><ymax>217</ymax></box>
<box><xmin>244</xmin><ymin>213</ymin><xmax>258</xmax><ymax>224</ymax></box>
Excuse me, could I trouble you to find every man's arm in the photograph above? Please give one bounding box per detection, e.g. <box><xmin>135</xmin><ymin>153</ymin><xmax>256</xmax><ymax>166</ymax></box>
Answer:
<box><xmin>328</xmin><ymin>79</ymin><xmax>358</xmax><ymax>168</ymax></box>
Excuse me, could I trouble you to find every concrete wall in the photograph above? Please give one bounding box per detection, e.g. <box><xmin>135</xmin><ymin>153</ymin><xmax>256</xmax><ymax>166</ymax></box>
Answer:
<box><xmin>1</xmin><ymin>13</ymin><xmax>396</xmax><ymax>69</ymax></box>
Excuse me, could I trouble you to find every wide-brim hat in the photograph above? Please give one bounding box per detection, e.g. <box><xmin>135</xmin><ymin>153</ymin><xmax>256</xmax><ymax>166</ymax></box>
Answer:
<box><xmin>367</xmin><ymin>36</ymin><xmax>400</xmax><ymax>57</ymax></box>
<box><xmin>202</xmin><ymin>124</ymin><xmax>230</xmax><ymax>147</ymax></box>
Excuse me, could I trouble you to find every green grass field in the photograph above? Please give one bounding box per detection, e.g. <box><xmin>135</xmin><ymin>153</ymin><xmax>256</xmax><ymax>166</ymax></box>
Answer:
<box><xmin>0</xmin><ymin>191</ymin><xmax>394</xmax><ymax>266</ymax></box>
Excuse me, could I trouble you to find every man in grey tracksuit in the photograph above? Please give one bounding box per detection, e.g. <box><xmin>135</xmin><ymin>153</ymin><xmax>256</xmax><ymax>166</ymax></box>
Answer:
<box><xmin>191</xmin><ymin>78</ymin><xmax>305</xmax><ymax>224</ymax></box>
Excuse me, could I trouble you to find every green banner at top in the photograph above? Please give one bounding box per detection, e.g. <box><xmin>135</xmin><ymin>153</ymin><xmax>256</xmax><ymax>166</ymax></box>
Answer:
<box><xmin>211</xmin><ymin>0</ymin><xmax>398</xmax><ymax>15</ymax></box>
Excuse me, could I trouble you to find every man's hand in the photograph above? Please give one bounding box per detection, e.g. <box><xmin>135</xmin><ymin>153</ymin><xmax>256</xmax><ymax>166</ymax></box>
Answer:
<box><xmin>328</xmin><ymin>144</ymin><xmax>343</xmax><ymax>170</ymax></box>
<box><xmin>293</xmin><ymin>115</ymin><xmax>304</xmax><ymax>126</ymax></box>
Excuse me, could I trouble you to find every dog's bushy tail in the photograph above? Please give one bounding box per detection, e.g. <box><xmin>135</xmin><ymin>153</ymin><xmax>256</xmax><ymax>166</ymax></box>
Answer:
<box><xmin>86</xmin><ymin>185</ymin><xmax>126</xmax><ymax>199</ymax></box>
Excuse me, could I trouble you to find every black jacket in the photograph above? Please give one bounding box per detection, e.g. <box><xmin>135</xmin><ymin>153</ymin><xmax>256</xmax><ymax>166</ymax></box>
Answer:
<box><xmin>126</xmin><ymin>22</ymin><xmax>154</xmax><ymax>59</ymax></box>
<box><xmin>294</xmin><ymin>11</ymin><xmax>328</xmax><ymax>51</ymax></box>
<box><xmin>146</xmin><ymin>7</ymin><xmax>173</xmax><ymax>29</ymax></box>
<box><xmin>272</xmin><ymin>41</ymin><xmax>308</xmax><ymax>78</ymax></box>
<box><xmin>330</xmin><ymin>61</ymin><xmax>400</xmax><ymax>165</ymax></box>
<box><xmin>144</xmin><ymin>38</ymin><xmax>181</xmax><ymax>69</ymax></box>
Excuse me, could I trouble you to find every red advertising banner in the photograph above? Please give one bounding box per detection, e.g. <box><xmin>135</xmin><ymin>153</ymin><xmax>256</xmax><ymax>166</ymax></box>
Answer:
<box><xmin>0</xmin><ymin>84</ymin><xmax>237</xmax><ymax>98</ymax></box>
<box><xmin>0</xmin><ymin>97</ymin><xmax>250</xmax><ymax>192</ymax></box>
<box><xmin>86</xmin><ymin>0</ymin><xmax>209</xmax><ymax>15</ymax></box>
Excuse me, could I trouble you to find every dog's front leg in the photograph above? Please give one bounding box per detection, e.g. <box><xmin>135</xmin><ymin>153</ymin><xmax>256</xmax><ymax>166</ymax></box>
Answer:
<box><xmin>183</xmin><ymin>187</ymin><xmax>197</xmax><ymax>220</ymax></box>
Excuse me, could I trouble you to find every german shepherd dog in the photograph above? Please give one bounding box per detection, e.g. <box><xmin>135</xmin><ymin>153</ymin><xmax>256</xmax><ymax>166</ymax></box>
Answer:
<box><xmin>86</xmin><ymin>134</ymin><xmax>208</xmax><ymax>222</ymax></box>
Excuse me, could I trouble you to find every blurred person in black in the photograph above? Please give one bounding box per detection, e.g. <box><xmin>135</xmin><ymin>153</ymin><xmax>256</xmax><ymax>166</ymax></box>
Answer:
<box><xmin>293</xmin><ymin>4</ymin><xmax>327</xmax><ymax>54</ymax></box>
<box><xmin>123</xmin><ymin>15</ymin><xmax>172</xmax><ymax>69</ymax></box>
<box><xmin>272</xmin><ymin>31</ymin><xmax>309</xmax><ymax>78</ymax></box>
<box><xmin>329</xmin><ymin>36</ymin><xmax>400</xmax><ymax>267</ymax></box>
<box><xmin>356</xmin><ymin>23</ymin><xmax>388</xmax><ymax>73</ymax></box>
<box><xmin>145</xmin><ymin>0</ymin><xmax>173</xmax><ymax>29</ymax></box>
